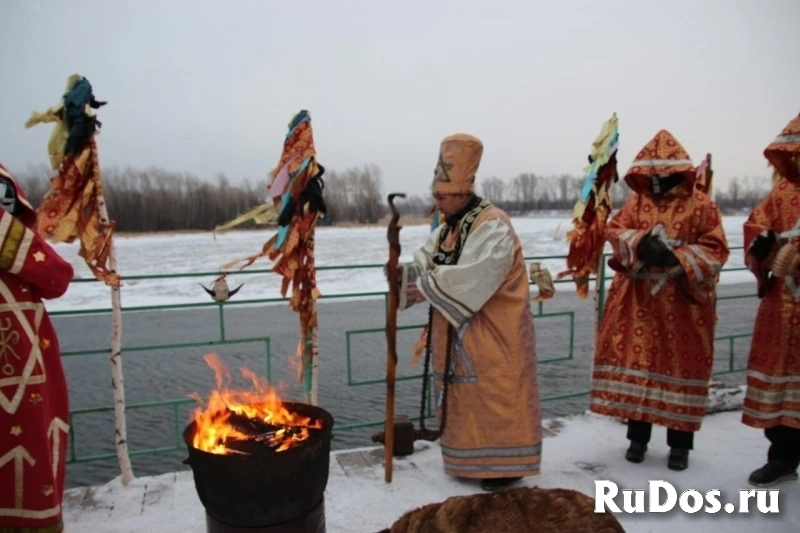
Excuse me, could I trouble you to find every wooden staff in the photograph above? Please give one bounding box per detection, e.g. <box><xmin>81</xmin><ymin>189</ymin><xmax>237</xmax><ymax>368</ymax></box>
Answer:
<box><xmin>384</xmin><ymin>192</ymin><xmax>405</xmax><ymax>483</ymax></box>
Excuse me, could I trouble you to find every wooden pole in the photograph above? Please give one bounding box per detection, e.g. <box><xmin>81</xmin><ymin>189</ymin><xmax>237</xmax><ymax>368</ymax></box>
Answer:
<box><xmin>304</xmin><ymin>220</ymin><xmax>320</xmax><ymax>406</ymax></box>
<box><xmin>591</xmin><ymin>251</ymin><xmax>606</xmax><ymax>353</ymax></box>
<box><xmin>311</xmin><ymin>310</ymin><xmax>319</xmax><ymax>406</ymax></box>
<box><xmin>301</xmin><ymin>304</ymin><xmax>319</xmax><ymax>406</ymax></box>
<box><xmin>384</xmin><ymin>192</ymin><xmax>405</xmax><ymax>483</ymax></box>
<box><xmin>95</xmin><ymin>180</ymin><xmax>134</xmax><ymax>486</ymax></box>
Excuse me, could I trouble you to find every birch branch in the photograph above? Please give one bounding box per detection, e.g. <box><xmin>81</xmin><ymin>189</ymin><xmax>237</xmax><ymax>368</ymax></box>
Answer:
<box><xmin>95</xmin><ymin>189</ymin><xmax>134</xmax><ymax>486</ymax></box>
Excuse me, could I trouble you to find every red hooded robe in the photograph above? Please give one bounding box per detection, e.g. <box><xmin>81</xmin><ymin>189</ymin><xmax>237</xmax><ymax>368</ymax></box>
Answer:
<box><xmin>590</xmin><ymin>130</ymin><xmax>730</xmax><ymax>433</ymax></box>
<box><xmin>741</xmin><ymin>114</ymin><xmax>800</xmax><ymax>430</ymax></box>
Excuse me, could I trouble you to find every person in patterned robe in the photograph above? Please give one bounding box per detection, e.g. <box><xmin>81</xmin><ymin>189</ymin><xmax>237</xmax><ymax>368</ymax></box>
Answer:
<box><xmin>395</xmin><ymin>133</ymin><xmax>542</xmax><ymax>492</ymax></box>
<box><xmin>741</xmin><ymin>113</ymin><xmax>800</xmax><ymax>487</ymax></box>
<box><xmin>590</xmin><ymin>130</ymin><xmax>729</xmax><ymax>471</ymax></box>
<box><xmin>0</xmin><ymin>163</ymin><xmax>74</xmax><ymax>533</ymax></box>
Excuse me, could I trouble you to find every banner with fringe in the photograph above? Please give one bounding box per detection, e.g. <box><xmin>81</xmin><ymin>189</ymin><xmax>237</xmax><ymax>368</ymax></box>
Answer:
<box><xmin>25</xmin><ymin>75</ymin><xmax>118</xmax><ymax>287</ymax></box>
<box><xmin>220</xmin><ymin>110</ymin><xmax>326</xmax><ymax>387</ymax></box>
<box><xmin>557</xmin><ymin>113</ymin><xmax>619</xmax><ymax>298</ymax></box>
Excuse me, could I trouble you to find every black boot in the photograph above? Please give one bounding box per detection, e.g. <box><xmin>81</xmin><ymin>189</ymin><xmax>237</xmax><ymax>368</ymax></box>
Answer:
<box><xmin>625</xmin><ymin>441</ymin><xmax>647</xmax><ymax>463</ymax></box>
<box><xmin>480</xmin><ymin>477</ymin><xmax>522</xmax><ymax>491</ymax></box>
<box><xmin>668</xmin><ymin>448</ymin><xmax>689</xmax><ymax>471</ymax></box>
<box><xmin>748</xmin><ymin>461</ymin><xmax>799</xmax><ymax>488</ymax></box>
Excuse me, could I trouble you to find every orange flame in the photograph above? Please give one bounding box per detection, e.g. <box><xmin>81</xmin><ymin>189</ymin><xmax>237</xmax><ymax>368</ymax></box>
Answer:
<box><xmin>190</xmin><ymin>353</ymin><xmax>322</xmax><ymax>454</ymax></box>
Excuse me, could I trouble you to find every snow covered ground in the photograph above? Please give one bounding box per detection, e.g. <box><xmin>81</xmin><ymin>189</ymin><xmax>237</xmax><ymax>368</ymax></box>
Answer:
<box><xmin>55</xmin><ymin>215</ymin><xmax>793</xmax><ymax>532</ymax></box>
<box><xmin>62</xmin><ymin>408</ymin><xmax>799</xmax><ymax>533</ymax></box>
<box><xmin>48</xmin><ymin>215</ymin><xmax>749</xmax><ymax>312</ymax></box>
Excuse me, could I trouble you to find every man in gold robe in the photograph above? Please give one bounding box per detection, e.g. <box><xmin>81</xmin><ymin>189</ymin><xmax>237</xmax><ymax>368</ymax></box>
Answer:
<box><xmin>395</xmin><ymin>133</ymin><xmax>541</xmax><ymax>491</ymax></box>
<box><xmin>741</xmin><ymin>113</ymin><xmax>800</xmax><ymax>487</ymax></box>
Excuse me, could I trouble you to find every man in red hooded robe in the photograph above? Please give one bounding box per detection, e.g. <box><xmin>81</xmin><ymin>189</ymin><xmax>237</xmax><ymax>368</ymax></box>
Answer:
<box><xmin>0</xmin><ymin>163</ymin><xmax>74</xmax><ymax>533</ymax></box>
<box><xmin>590</xmin><ymin>130</ymin><xmax>729</xmax><ymax>471</ymax></box>
<box><xmin>741</xmin><ymin>113</ymin><xmax>800</xmax><ymax>487</ymax></box>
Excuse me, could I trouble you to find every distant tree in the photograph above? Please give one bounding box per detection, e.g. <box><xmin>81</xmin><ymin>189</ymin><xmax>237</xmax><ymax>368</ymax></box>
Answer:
<box><xmin>511</xmin><ymin>173</ymin><xmax>537</xmax><ymax>211</ymax></box>
<box><xmin>481</xmin><ymin>176</ymin><xmax>505</xmax><ymax>203</ymax></box>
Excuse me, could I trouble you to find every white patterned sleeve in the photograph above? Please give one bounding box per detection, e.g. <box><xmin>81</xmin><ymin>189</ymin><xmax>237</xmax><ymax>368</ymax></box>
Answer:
<box><xmin>416</xmin><ymin>218</ymin><xmax>514</xmax><ymax>327</ymax></box>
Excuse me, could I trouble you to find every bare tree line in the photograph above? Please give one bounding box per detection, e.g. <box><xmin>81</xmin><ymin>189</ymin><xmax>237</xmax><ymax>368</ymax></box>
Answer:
<box><xmin>474</xmin><ymin>173</ymin><xmax>773</xmax><ymax>215</ymax></box>
<box><xmin>11</xmin><ymin>163</ymin><xmax>390</xmax><ymax>232</ymax></box>
<box><xmin>323</xmin><ymin>164</ymin><xmax>384</xmax><ymax>224</ymax></box>
<box><xmin>8</xmin><ymin>164</ymin><xmax>775</xmax><ymax>233</ymax></box>
<box><xmin>712</xmin><ymin>175</ymin><xmax>777</xmax><ymax>211</ymax></box>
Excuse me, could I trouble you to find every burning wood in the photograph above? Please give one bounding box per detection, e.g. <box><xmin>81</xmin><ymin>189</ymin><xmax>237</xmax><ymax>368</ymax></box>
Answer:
<box><xmin>224</xmin><ymin>410</ymin><xmax>324</xmax><ymax>454</ymax></box>
<box><xmin>189</xmin><ymin>354</ymin><xmax>324</xmax><ymax>455</ymax></box>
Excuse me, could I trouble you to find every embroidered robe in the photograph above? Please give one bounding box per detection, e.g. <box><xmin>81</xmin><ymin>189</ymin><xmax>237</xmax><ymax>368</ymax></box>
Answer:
<box><xmin>589</xmin><ymin>130</ymin><xmax>730</xmax><ymax>433</ymax></box>
<box><xmin>0</xmin><ymin>165</ymin><xmax>74</xmax><ymax>533</ymax></box>
<box><xmin>741</xmin><ymin>177</ymin><xmax>800</xmax><ymax>430</ymax></box>
<box><xmin>400</xmin><ymin>201</ymin><xmax>542</xmax><ymax>479</ymax></box>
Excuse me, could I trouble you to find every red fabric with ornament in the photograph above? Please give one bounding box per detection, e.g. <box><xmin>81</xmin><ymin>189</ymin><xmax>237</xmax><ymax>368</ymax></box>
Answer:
<box><xmin>589</xmin><ymin>131</ymin><xmax>730</xmax><ymax>432</ymax></box>
<box><xmin>0</xmin><ymin>163</ymin><xmax>73</xmax><ymax>532</ymax></box>
<box><xmin>741</xmin><ymin>114</ymin><xmax>800</xmax><ymax>430</ymax></box>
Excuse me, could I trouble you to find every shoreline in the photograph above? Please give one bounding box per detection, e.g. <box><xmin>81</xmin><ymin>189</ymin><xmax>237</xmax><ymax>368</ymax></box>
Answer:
<box><xmin>110</xmin><ymin>209</ymin><xmax>752</xmax><ymax>238</ymax></box>
<box><xmin>115</xmin><ymin>210</ymin><xmax>584</xmax><ymax>237</ymax></box>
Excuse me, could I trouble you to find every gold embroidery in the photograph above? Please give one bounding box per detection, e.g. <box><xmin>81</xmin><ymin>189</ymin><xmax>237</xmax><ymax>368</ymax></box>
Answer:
<box><xmin>0</xmin><ymin>281</ymin><xmax>47</xmax><ymax>415</ymax></box>
<box><xmin>32</xmin><ymin>251</ymin><xmax>46</xmax><ymax>263</ymax></box>
<box><xmin>0</xmin><ymin>317</ymin><xmax>21</xmax><ymax>377</ymax></box>
<box><xmin>29</xmin><ymin>393</ymin><xmax>42</xmax><ymax>405</ymax></box>
<box><xmin>10</xmin><ymin>426</ymin><xmax>22</xmax><ymax>436</ymax></box>
<box><xmin>41</xmin><ymin>486</ymin><xmax>53</xmax><ymax>497</ymax></box>
<box><xmin>0</xmin><ymin>445</ymin><xmax>35</xmax><ymax>510</ymax></box>
<box><xmin>47</xmin><ymin>417</ymin><xmax>69</xmax><ymax>481</ymax></box>
<box><xmin>0</xmin><ymin>218</ymin><xmax>25</xmax><ymax>270</ymax></box>
<box><xmin>39</xmin><ymin>338</ymin><xmax>51</xmax><ymax>350</ymax></box>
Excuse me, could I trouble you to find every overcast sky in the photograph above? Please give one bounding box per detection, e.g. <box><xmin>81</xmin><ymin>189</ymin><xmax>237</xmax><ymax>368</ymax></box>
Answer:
<box><xmin>1</xmin><ymin>0</ymin><xmax>798</xmax><ymax>197</ymax></box>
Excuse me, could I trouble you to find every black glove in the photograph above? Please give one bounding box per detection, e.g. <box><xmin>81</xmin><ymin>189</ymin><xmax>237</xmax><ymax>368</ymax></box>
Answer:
<box><xmin>638</xmin><ymin>234</ymin><xmax>680</xmax><ymax>267</ymax></box>
<box><xmin>750</xmin><ymin>230</ymin><xmax>777</xmax><ymax>261</ymax></box>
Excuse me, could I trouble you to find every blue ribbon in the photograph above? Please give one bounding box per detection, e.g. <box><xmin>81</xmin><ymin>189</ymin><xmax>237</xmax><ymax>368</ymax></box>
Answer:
<box><xmin>275</xmin><ymin>156</ymin><xmax>313</xmax><ymax>248</ymax></box>
<box><xmin>579</xmin><ymin>126</ymin><xmax>620</xmax><ymax>204</ymax></box>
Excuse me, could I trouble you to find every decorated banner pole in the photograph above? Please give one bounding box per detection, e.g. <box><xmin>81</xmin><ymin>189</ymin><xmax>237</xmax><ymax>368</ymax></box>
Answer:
<box><xmin>218</xmin><ymin>110</ymin><xmax>326</xmax><ymax>405</ymax></box>
<box><xmin>25</xmin><ymin>75</ymin><xmax>134</xmax><ymax>485</ymax></box>
<box><xmin>302</xmin><ymin>298</ymin><xmax>320</xmax><ymax>406</ymax></box>
<box><xmin>95</xmin><ymin>189</ymin><xmax>130</xmax><ymax>484</ymax></box>
<box><xmin>695</xmin><ymin>153</ymin><xmax>720</xmax><ymax>390</ymax></box>
<box><xmin>695</xmin><ymin>153</ymin><xmax>714</xmax><ymax>197</ymax></box>
<box><xmin>557</xmin><ymin>114</ymin><xmax>620</xmax><ymax>346</ymax></box>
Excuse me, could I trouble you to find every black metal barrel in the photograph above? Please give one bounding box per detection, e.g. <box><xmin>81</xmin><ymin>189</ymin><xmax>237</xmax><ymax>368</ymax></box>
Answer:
<box><xmin>183</xmin><ymin>402</ymin><xmax>334</xmax><ymax>530</ymax></box>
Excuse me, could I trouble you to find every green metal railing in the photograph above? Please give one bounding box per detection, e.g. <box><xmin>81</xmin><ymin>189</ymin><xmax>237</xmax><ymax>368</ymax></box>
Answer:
<box><xmin>58</xmin><ymin>247</ymin><xmax>753</xmax><ymax>465</ymax></box>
